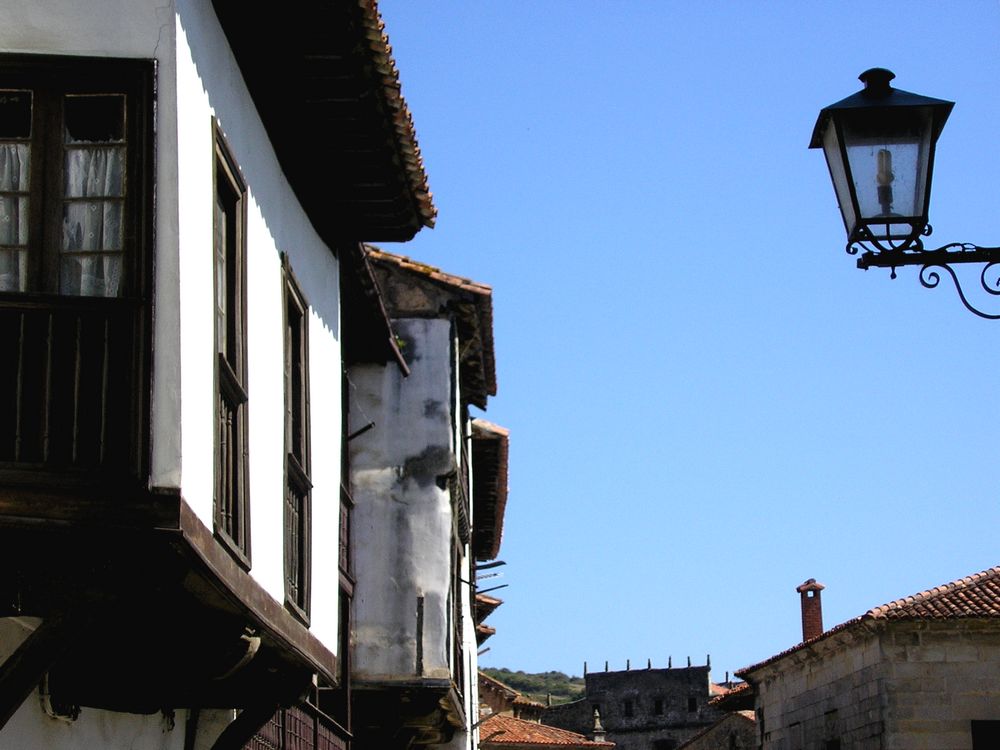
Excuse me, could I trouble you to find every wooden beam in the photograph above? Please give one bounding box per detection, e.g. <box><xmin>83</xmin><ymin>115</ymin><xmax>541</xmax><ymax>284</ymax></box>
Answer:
<box><xmin>209</xmin><ymin>703</ymin><xmax>279</xmax><ymax>750</ymax></box>
<box><xmin>0</xmin><ymin>614</ymin><xmax>75</xmax><ymax>730</ymax></box>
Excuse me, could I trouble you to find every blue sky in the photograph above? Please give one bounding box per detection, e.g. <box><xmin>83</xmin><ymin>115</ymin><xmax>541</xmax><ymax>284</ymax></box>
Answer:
<box><xmin>377</xmin><ymin>1</ymin><xmax>1000</xmax><ymax>682</ymax></box>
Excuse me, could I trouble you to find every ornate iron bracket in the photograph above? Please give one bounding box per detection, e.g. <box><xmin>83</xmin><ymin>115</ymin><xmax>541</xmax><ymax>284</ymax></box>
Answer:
<box><xmin>849</xmin><ymin>237</ymin><xmax>1000</xmax><ymax>319</ymax></box>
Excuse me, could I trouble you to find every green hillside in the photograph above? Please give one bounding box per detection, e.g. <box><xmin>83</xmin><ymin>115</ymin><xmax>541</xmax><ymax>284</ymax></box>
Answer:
<box><xmin>482</xmin><ymin>667</ymin><xmax>585</xmax><ymax>706</ymax></box>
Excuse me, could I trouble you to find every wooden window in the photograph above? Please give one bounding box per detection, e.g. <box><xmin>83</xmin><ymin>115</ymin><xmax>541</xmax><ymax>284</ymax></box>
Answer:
<box><xmin>214</xmin><ymin>124</ymin><xmax>250</xmax><ymax>565</ymax></box>
<box><xmin>0</xmin><ymin>56</ymin><xmax>152</xmax><ymax>480</ymax></box>
<box><xmin>0</xmin><ymin>57</ymin><xmax>150</xmax><ymax>297</ymax></box>
<box><xmin>283</xmin><ymin>259</ymin><xmax>311</xmax><ymax>621</ymax></box>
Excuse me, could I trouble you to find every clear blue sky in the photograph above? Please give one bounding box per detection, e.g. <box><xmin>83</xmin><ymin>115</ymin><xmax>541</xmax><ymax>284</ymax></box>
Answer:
<box><xmin>377</xmin><ymin>1</ymin><xmax>1000</xmax><ymax>682</ymax></box>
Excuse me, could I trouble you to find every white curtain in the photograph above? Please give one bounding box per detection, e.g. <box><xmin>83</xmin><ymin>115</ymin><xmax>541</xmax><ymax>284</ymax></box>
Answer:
<box><xmin>61</xmin><ymin>146</ymin><xmax>124</xmax><ymax>296</ymax></box>
<box><xmin>0</xmin><ymin>143</ymin><xmax>28</xmax><ymax>292</ymax></box>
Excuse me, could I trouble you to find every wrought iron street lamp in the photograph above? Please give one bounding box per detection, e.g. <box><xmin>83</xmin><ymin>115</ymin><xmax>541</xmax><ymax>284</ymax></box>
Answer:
<box><xmin>811</xmin><ymin>69</ymin><xmax>1000</xmax><ymax>318</ymax></box>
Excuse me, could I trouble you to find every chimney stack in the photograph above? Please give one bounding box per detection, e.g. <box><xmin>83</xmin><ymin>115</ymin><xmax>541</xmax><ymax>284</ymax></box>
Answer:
<box><xmin>797</xmin><ymin>578</ymin><xmax>825</xmax><ymax>642</ymax></box>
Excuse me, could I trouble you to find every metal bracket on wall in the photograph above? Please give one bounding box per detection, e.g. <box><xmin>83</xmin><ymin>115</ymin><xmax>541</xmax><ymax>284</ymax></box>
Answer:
<box><xmin>851</xmin><ymin>241</ymin><xmax>1000</xmax><ymax>320</ymax></box>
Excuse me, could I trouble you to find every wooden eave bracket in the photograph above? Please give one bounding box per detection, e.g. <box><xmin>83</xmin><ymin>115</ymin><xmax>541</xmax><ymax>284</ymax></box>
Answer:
<box><xmin>0</xmin><ymin>614</ymin><xmax>79</xmax><ymax>731</ymax></box>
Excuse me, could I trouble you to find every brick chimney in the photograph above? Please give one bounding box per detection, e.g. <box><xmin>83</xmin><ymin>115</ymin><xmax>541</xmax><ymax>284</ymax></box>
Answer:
<box><xmin>796</xmin><ymin>578</ymin><xmax>825</xmax><ymax>642</ymax></box>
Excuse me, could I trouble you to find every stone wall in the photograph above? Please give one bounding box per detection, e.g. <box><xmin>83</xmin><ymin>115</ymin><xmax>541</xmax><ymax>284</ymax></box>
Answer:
<box><xmin>751</xmin><ymin>619</ymin><xmax>1000</xmax><ymax>750</ymax></box>
<box><xmin>753</xmin><ymin>626</ymin><xmax>886</xmax><ymax>750</ymax></box>
<box><xmin>882</xmin><ymin>620</ymin><xmax>1000</xmax><ymax>750</ymax></box>
<box><xmin>543</xmin><ymin>667</ymin><xmax>724</xmax><ymax>750</ymax></box>
<box><xmin>677</xmin><ymin>712</ymin><xmax>756</xmax><ymax>750</ymax></box>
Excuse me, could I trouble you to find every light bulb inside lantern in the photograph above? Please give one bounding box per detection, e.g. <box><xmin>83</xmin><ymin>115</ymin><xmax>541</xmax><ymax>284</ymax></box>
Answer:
<box><xmin>876</xmin><ymin>148</ymin><xmax>894</xmax><ymax>215</ymax></box>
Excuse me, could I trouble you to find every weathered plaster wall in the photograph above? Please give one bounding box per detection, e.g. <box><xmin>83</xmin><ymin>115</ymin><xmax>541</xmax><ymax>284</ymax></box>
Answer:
<box><xmin>0</xmin><ymin>617</ymin><xmax>197</xmax><ymax>750</ymax></box>
<box><xmin>349</xmin><ymin>317</ymin><xmax>457</xmax><ymax>680</ymax></box>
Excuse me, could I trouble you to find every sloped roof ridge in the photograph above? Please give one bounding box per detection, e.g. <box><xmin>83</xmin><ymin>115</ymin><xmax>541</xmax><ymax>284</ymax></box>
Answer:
<box><xmin>479</xmin><ymin>670</ymin><xmax>520</xmax><ymax>697</ymax></box>
<box><xmin>358</xmin><ymin>0</ymin><xmax>436</xmax><ymax>229</ymax></box>
<box><xmin>365</xmin><ymin>246</ymin><xmax>492</xmax><ymax>296</ymax></box>
<box><xmin>866</xmin><ymin>564</ymin><xmax>1000</xmax><ymax>619</ymax></box>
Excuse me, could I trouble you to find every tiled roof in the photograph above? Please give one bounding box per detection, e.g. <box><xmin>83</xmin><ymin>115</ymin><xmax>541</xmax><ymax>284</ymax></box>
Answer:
<box><xmin>356</xmin><ymin>0</ymin><xmax>437</xmax><ymax>230</ymax></box>
<box><xmin>471</xmin><ymin>419</ymin><xmax>510</xmax><ymax>561</ymax></box>
<box><xmin>866</xmin><ymin>564</ymin><xmax>1000</xmax><ymax>619</ymax></box>
<box><xmin>480</xmin><ymin>715</ymin><xmax>614</xmax><ymax>748</ymax></box>
<box><xmin>479</xmin><ymin>671</ymin><xmax>520</xmax><ymax>699</ymax></box>
<box><xmin>478</xmin><ymin>672</ymin><xmax>546</xmax><ymax>709</ymax></box>
<box><xmin>477</xmin><ymin>623</ymin><xmax>497</xmax><ymax>643</ymax></box>
<box><xmin>738</xmin><ymin>565</ymin><xmax>1000</xmax><ymax>678</ymax></box>
<box><xmin>476</xmin><ymin>593</ymin><xmax>504</xmax><ymax>621</ymax></box>
<box><xmin>366</xmin><ymin>248</ymin><xmax>492</xmax><ymax>298</ymax></box>
<box><xmin>213</xmin><ymin>1</ymin><xmax>435</xmax><ymax>240</ymax></box>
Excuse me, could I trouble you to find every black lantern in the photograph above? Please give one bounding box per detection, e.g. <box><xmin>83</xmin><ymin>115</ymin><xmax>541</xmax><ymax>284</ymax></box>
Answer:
<box><xmin>810</xmin><ymin>70</ymin><xmax>1000</xmax><ymax>318</ymax></box>
<box><xmin>810</xmin><ymin>68</ymin><xmax>953</xmax><ymax>251</ymax></box>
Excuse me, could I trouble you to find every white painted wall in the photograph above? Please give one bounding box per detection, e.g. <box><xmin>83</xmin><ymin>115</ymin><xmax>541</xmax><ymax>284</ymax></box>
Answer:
<box><xmin>174</xmin><ymin>0</ymin><xmax>343</xmax><ymax>648</ymax></box>
<box><xmin>0</xmin><ymin>618</ymin><xmax>191</xmax><ymax>750</ymax></box>
<box><xmin>350</xmin><ymin>318</ymin><xmax>458</xmax><ymax>680</ymax></box>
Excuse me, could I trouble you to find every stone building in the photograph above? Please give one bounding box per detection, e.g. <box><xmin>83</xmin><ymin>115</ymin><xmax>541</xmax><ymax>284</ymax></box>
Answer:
<box><xmin>479</xmin><ymin>672</ymin><xmax>546</xmax><ymax>721</ymax></box>
<box><xmin>542</xmin><ymin>663</ymin><xmax>726</xmax><ymax>750</ymax></box>
<box><xmin>675</xmin><ymin>712</ymin><xmax>756</xmax><ymax>750</ymax></box>
<box><xmin>737</xmin><ymin>567</ymin><xmax>1000</xmax><ymax>749</ymax></box>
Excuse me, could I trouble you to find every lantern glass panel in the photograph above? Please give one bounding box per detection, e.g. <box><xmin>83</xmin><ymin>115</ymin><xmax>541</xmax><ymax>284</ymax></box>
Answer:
<box><xmin>841</xmin><ymin>109</ymin><xmax>933</xmax><ymax>226</ymax></box>
<box><xmin>821</xmin><ymin>120</ymin><xmax>857</xmax><ymax>237</ymax></box>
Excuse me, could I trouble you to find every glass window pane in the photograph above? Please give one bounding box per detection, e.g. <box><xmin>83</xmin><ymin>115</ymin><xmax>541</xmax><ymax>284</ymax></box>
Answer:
<box><xmin>0</xmin><ymin>249</ymin><xmax>26</xmax><ymax>292</ymax></box>
<box><xmin>62</xmin><ymin>200</ymin><xmax>123</xmax><ymax>251</ymax></box>
<box><xmin>60</xmin><ymin>253</ymin><xmax>121</xmax><ymax>297</ymax></box>
<box><xmin>0</xmin><ymin>91</ymin><xmax>32</xmax><ymax>139</ymax></box>
<box><xmin>215</xmin><ymin>197</ymin><xmax>227</xmax><ymax>356</ymax></box>
<box><xmin>0</xmin><ymin>196</ymin><xmax>28</xmax><ymax>246</ymax></box>
<box><xmin>64</xmin><ymin>147</ymin><xmax>124</xmax><ymax>197</ymax></box>
<box><xmin>0</xmin><ymin>144</ymin><xmax>29</xmax><ymax>192</ymax></box>
<box><xmin>64</xmin><ymin>94</ymin><xmax>125</xmax><ymax>143</ymax></box>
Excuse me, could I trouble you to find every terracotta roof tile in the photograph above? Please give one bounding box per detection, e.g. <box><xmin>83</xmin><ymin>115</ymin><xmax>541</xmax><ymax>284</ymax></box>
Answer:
<box><xmin>480</xmin><ymin>715</ymin><xmax>614</xmax><ymax>748</ymax></box>
<box><xmin>365</xmin><ymin>248</ymin><xmax>491</xmax><ymax>298</ymax></box>
<box><xmin>471</xmin><ymin>419</ymin><xmax>510</xmax><ymax>561</ymax></box>
<box><xmin>479</xmin><ymin>671</ymin><xmax>519</xmax><ymax>699</ymax></box>
<box><xmin>357</xmin><ymin>0</ymin><xmax>436</xmax><ymax>229</ymax></box>
<box><xmin>866</xmin><ymin>564</ymin><xmax>1000</xmax><ymax>620</ymax></box>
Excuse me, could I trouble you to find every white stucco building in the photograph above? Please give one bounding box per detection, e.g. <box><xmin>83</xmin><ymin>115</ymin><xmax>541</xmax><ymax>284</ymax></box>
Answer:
<box><xmin>348</xmin><ymin>248</ymin><xmax>510</xmax><ymax>750</ymax></box>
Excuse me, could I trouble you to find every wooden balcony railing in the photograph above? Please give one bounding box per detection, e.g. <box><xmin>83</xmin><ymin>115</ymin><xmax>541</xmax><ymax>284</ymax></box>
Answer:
<box><xmin>247</xmin><ymin>704</ymin><xmax>349</xmax><ymax>750</ymax></box>
<box><xmin>0</xmin><ymin>294</ymin><xmax>147</xmax><ymax>485</ymax></box>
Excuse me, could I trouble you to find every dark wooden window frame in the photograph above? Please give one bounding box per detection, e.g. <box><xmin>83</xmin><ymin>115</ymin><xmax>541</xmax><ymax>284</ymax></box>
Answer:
<box><xmin>0</xmin><ymin>55</ymin><xmax>153</xmax><ymax>484</ymax></box>
<box><xmin>0</xmin><ymin>55</ymin><xmax>150</xmax><ymax>298</ymax></box>
<box><xmin>282</xmin><ymin>256</ymin><xmax>311</xmax><ymax>623</ymax></box>
<box><xmin>213</xmin><ymin>121</ymin><xmax>250</xmax><ymax>567</ymax></box>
